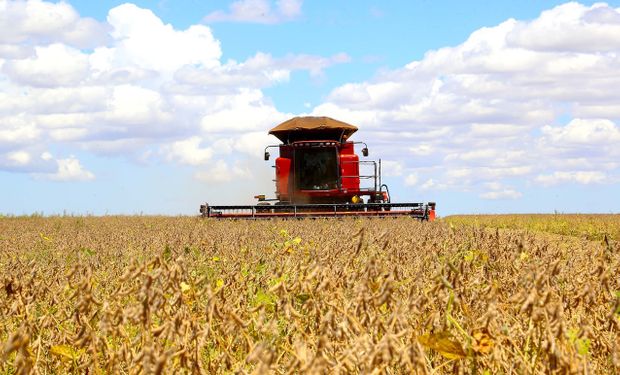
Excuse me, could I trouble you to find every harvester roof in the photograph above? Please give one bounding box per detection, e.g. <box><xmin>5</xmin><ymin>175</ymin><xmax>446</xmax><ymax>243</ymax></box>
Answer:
<box><xmin>269</xmin><ymin>116</ymin><xmax>358</xmax><ymax>143</ymax></box>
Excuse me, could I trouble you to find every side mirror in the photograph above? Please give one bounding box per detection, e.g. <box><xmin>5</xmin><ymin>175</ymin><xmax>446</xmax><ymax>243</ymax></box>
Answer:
<box><xmin>362</xmin><ymin>147</ymin><xmax>369</xmax><ymax>157</ymax></box>
<box><xmin>264</xmin><ymin>151</ymin><xmax>270</xmax><ymax>161</ymax></box>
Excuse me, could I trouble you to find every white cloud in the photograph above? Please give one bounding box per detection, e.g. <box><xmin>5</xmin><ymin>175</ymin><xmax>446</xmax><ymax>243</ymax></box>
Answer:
<box><xmin>445</xmin><ymin>168</ymin><xmax>472</xmax><ymax>179</ymax></box>
<box><xmin>6</xmin><ymin>150</ymin><xmax>31</xmax><ymax>166</ymax></box>
<box><xmin>409</xmin><ymin>144</ymin><xmax>434</xmax><ymax>156</ymax></box>
<box><xmin>42</xmin><ymin>156</ymin><xmax>95</xmax><ymax>181</ymax></box>
<box><xmin>93</xmin><ymin>4</ymin><xmax>221</xmax><ymax>74</ymax></box>
<box><xmin>200</xmin><ymin>89</ymin><xmax>288</xmax><ymax>133</ymax></box>
<box><xmin>446</xmin><ymin>149</ymin><xmax>498</xmax><ymax>162</ymax></box>
<box><xmin>235</xmin><ymin>131</ymin><xmax>279</xmax><ymax>156</ymax></box>
<box><xmin>48</xmin><ymin>128</ymin><xmax>88</xmax><ymax>142</ymax></box>
<box><xmin>381</xmin><ymin>160</ymin><xmax>403</xmax><ymax>177</ymax></box>
<box><xmin>204</xmin><ymin>0</ymin><xmax>303</xmax><ymax>24</ymax></box>
<box><xmin>106</xmin><ymin>84</ymin><xmax>170</xmax><ymax>124</ymax></box>
<box><xmin>277</xmin><ymin>0</ymin><xmax>303</xmax><ymax>18</ymax></box>
<box><xmin>0</xmin><ymin>0</ymin><xmax>109</xmax><ymax>48</ymax></box>
<box><xmin>420</xmin><ymin>179</ymin><xmax>439</xmax><ymax>190</ymax></box>
<box><xmin>3</xmin><ymin>43</ymin><xmax>90</xmax><ymax>87</ymax></box>
<box><xmin>0</xmin><ymin>44</ymin><xmax>34</xmax><ymax>59</ymax></box>
<box><xmin>1</xmin><ymin>0</ymin><xmax>619</xmax><ymax>198</ymax></box>
<box><xmin>480</xmin><ymin>189</ymin><xmax>523</xmax><ymax>200</ymax></box>
<box><xmin>0</xmin><ymin>118</ymin><xmax>40</xmax><ymax>146</ymax></box>
<box><xmin>468</xmin><ymin>123</ymin><xmax>522</xmax><ymax>137</ymax></box>
<box><xmin>506</xmin><ymin>3</ymin><xmax>620</xmax><ymax>53</ymax></box>
<box><xmin>162</xmin><ymin>137</ymin><xmax>213</xmax><ymax>166</ymax></box>
<box><xmin>535</xmin><ymin>171</ymin><xmax>607</xmax><ymax>186</ymax></box>
<box><xmin>404</xmin><ymin>173</ymin><xmax>418</xmax><ymax>186</ymax></box>
<box><xmin>541</xmin><ymin>118</ymin><xmax>620</xmax><ymax>145</ymax></box>
<box><xmin>174</xmin><ymin>52</ymin><xmax>350</xmax><ymax>91</ymax></box>
<box><xmin>0</xmin><ymin>1</ymin><xmax>350</xmax><ymax>183</ymax></box>
<box><xmin>78</xmin><ymin>139</ymin><xmax>149</xmax><ymax>156</ymax></box>
<box><xmin>316</xmin><ymin>2</ymin><xmax>620</xmax><ymax>192</ymax></box>
<box><xmin>0</xmin><ymin>86</ymin><xmax>108</xmax><ymax>115</ymax></box>
<box><xmin>194</xmin><ymin>160</ymin><xmax>251</xmax><ymax>183</ymax></box>
<box><xmin>479</xmin><ymin>182</ymin><xmax>522</xmax><ymax>200</ymax></box>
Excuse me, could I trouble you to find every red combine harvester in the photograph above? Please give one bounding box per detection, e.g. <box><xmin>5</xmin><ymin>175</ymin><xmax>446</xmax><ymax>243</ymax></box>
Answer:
<box><xmin>200</xmin><ymin>116</ymin><xmax>436</xmax><ymax>220</ymax></box>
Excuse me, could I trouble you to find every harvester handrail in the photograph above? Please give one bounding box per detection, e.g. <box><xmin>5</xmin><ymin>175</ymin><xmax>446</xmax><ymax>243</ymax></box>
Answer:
<box><xmin>340</xmin><ymin>159</ymin><xmax>379</xmax><ymax>191</ymax></box>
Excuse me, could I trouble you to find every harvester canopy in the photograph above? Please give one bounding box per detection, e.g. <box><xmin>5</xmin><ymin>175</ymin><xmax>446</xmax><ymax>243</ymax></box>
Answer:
<box><xmin>269</xmin><ymin>116</ymin><xmax>358</xmax><ymax>143</ymax></box>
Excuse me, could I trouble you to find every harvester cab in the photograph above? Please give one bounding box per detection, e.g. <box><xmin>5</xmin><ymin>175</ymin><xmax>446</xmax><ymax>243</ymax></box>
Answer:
<box><xmin>200</xmin><ymin>116</ymin><xmax>436</xmax><ymax>219</ymax></box>
<box><xmin>264</xmin><ymin>117</ymin><xmax>385</xmax><ymax>206</ymax></box>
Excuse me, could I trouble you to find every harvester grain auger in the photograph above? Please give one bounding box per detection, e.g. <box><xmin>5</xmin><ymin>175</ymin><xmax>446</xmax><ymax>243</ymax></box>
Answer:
<box><xmin>200</xmin><ymin>116</ymin><xmax>436</xmax><ymax>220</ymax></box>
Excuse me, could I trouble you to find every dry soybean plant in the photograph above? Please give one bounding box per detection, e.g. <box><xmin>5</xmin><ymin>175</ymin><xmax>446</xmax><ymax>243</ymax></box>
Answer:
<box><xmin>446</xmin><ymin>214</ymin><xmax>620</xmax><ymax>241</ymax></box>
<box><xmin>0</xmin><ymin>216</ymin><xmax>619</xmax><ymax>373</ymax></box>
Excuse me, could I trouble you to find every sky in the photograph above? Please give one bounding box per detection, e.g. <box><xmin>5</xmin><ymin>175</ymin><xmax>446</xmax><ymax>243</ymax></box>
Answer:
<box><xmin>1</xmin><ymin>0</ymin><xmax>620</xmax><ymax>216</ymax></box>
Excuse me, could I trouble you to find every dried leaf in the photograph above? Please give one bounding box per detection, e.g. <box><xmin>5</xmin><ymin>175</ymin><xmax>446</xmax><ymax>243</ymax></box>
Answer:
<box><xmin>472</xmin><ymin>330</ymin><xmax>494</xmax><ymax>355</ymax></box>
<box><xmin>417</xmin><ymin>331</ymin><xmax>466</xmax><ymax>359</ymax></box>
<box><xmin>50</xmin><ymin>344</ymin><xmax>82</xmax><ymax>360</ymax></box>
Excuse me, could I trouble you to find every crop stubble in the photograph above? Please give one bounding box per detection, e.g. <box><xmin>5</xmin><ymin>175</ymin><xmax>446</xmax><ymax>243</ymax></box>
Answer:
<box><xmin>0</xmin><ymin>216</ymin><xmax>619</xmax><ymax>373</ymax></box>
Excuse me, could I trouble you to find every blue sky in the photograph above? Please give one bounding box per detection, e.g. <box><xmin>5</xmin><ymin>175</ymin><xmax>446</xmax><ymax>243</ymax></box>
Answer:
<box><xmin>1</xmin><ymin>0</ymin><xmax>620</xmax><ymax>215</ymax></box>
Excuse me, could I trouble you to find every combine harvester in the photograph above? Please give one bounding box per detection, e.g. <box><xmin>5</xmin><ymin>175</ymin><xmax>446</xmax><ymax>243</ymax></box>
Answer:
<box><xmin>200</xmin><ymin>116</ymin><xmax>436</xmax><ymax>220</ymax></box>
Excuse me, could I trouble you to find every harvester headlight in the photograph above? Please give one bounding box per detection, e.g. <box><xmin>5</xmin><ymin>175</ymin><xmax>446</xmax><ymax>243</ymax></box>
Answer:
<box><xmin>351</xmin><ymin>195</ymin><xmax>361</xmax><ymax>204</ymax></box>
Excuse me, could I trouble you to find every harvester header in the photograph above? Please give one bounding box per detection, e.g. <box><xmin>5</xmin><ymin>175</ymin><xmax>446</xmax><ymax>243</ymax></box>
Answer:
<box><xmin>200</xmin><ymin>116</ymin><xmax>436</xmax><ymax>219</ymax></box>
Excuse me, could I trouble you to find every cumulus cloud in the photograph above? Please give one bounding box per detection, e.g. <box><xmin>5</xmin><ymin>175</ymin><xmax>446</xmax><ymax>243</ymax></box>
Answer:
<box><xmin>480</xmin><ymin>189</ymin><xmax>523</xmax><ymax>200</ymax></box>
<box><xmin>200</xmin><ymin>89</ymin><xmax>289</xmax><ymax>133</ymax></box>
<box><xmin>0</xmin><ymin>0</ymin><xmax>109</xmax><ymax>48</ymax></box>
<box><xmin>234</xmin><ymin>131</ymin><xmax>279</xmax><ymax>156</ymax></box>
<box><xmin>535</xmin><ymin>171</ymin><xmax>607</xmax><ymax>186</ymax></box>
<box><xmin>194</xmin><ymin>160</ymin><xmax>251</xmax><ymax>183</ymax></box>
<box><xmin>420</xmin><ymin>179</ymin><xmax>447</xmax><ymax>191</ymax></box>
<box><xmin>94</xmin><ymin>3</ymin><xmax>222</xmax><ymax>74</ymax></box>
<box><xmin>2</xmin><ymin>0</ymin><xmax>619</xmax><ymax>201</ymax></box>
<box><xmin>204</xmin><ymin>0</ymin><xmax>303</xmax><ymax>24</ymax></box>
<box><xmin>3</xmin><ymin>149</ymin><xmax>93</xmax><ymax>181</ymax></box>
<box><xmin>0</xmin><ymin>0</ymin><xmax>348</xmax><ymax>181</ymax></box>
<box><xmin>44</xmin><ymin>156</ymin><xmax>95</xmax><ymax>181</ymax></box>
<box><xmin>6</xmin><ymin>150</ymin><xmax>31</xmax><ymax>166</ymax></box>
<box><xmin>506</xmin><ymin>2</ymin><xmax>620</xmax><ymax>52</ymax></box>
<box><xmin>409</xmin><ymin>144</ymin><xmax>434</xmax><ymax>156</ymax></box>
<box><xmin>479</xmin><ymin>182</ymin><xmax>523</xmax><ymax>200</ymax></box>
<box><xmin>3</xmin><ymin>43</ymin><xmax>90</xmax><ymax>87</ymax></box>
<box><xmin>404</xmin><ymin>173</ymin><xmax>419</xmax><ymax>187</ymax></box>
<box><xmin>162</xmin><ymin>137</ymin><xmax>213</xmax><ymax>166</ymax></box>
<box><xmin>106</xmin><ymin>85</ymin><xmax>170</xmax><ymax>124</ymax></box>
<box><xmin>313</xmin><ymin>2</ymin><xmax>620</xmax><ymax>194</ymax></box>
<box><xmin>0</xmin><ymin>118</ymin><xmax>40</xmax><ymax>147</ymax></box>
<box><xmin>381</xmin><ymin>160</ymin><xmax>404</xmax><ymax>177</ymax></box>
<box><xmin>537</xmin><ymin>118</ymin><xmax>620</xmax><ymax>178</ymax></box>
<box><xmin>541</xmin><ymin>118</ymin><xmax>620</xmax><ymax>145</ymax></box>
<box><xmin>175</xmin><ymin>52</ymin><xmax>350</xmax><ymax>91</ymax></box>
